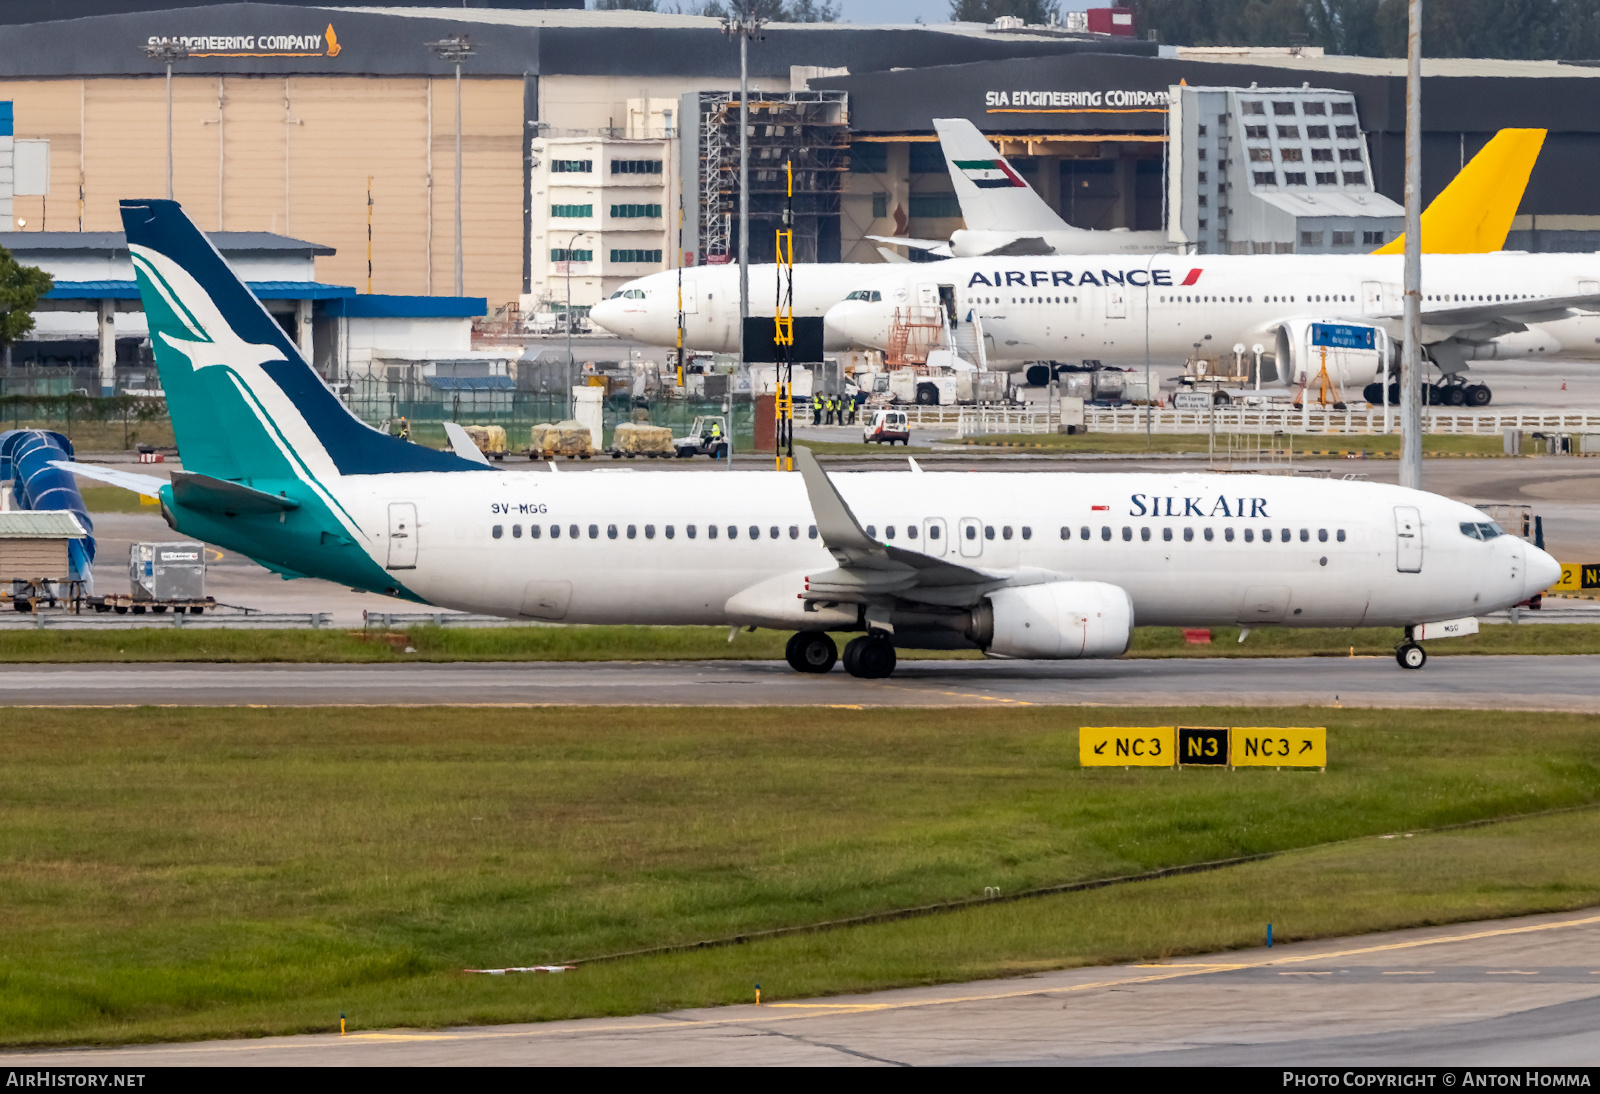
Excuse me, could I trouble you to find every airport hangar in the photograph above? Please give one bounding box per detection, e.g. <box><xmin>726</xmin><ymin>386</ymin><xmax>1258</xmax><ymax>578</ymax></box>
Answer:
<box><xmin>0</xmin><ymin>3</ymin><xmax>1596</xmax><ymax>377</ymax></box>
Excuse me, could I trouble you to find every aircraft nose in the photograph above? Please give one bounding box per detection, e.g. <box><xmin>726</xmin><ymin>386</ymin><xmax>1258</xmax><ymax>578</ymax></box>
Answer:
<box><xmin>588</xmin><ymin>298</ymin><xmax>625</xmax><ymax>334</ymax></box>
<box><xmin>1526</xmin><ymin>542</ymin><xmax>1561</xmax><ymax>599</ymax></box>
<box><xmin>824</xmin><ymin>300</ymin><xmax>889</xmax><ymax>351</ymax></box>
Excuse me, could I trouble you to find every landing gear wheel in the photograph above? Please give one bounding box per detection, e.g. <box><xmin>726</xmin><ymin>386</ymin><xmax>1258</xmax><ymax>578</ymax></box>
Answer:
<box><xmin>1388</xmin><ymin>382</ymin><xmax>1401</xmax><ymax>404</ymax></box>
<box><xmin>842</xmin><ymin>634</ymin><xmax>897</xmax><ymax>679</ymax></box>
<box><xmin>712</xmin><ymin>443</ymin><xmax>729</xmax><ymax>460</ymax></box>
<box><xmin>785</xmin><ymin>631</ymin><xmax>838</xmax><ymax>674</ymax></box>
<box><xmin>915</xmin><ymin>383</ymin><xmax>940</xmax><ymax>406</ymax></box>
<box><xmin>1363</xmin><ymin>383</ymin><xmax>1383</xmax><ymax>404</ymax></box>
<box><xmin>1445</xmin><ymin>384</ymin><xmax>1468</xmax><ymax>407</ymax></box>
<box><xmin>1396</xmin><ymin>643</ymin><xmax>1427</xmax><ymax>670</ymax></box>
<box><xmin>1025</xmin><ymin>364</ymin><xmax>1051</xmax><ymax>387</ymax></box>
<box><xmin>1467</xmin><ymin>384</ymin><xmax>1492</xmax><ymax>407</ymax></box>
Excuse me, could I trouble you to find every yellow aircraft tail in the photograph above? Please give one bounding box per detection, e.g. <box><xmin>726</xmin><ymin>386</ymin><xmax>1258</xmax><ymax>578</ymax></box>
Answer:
<box><xmin>1374</xmin><ymin>128</ymin><xmax>1545</xmax><ymax>254</ymax></box>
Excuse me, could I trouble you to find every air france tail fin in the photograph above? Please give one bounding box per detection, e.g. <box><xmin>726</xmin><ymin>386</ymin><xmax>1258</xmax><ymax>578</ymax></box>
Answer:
<box><xmin>119</xmin><ymin>198</ymin><xmax>483</xmax><ymax>482</ymax></box>
<box><xmin>933</xmin><ymin>118</ymin><xmax>1072</xmax><ymax>233</ymax></box>
<box><xmin>1374</xmin><ymin>129</ymin><xmax>1546</xmax><ymax>254</ymax></box>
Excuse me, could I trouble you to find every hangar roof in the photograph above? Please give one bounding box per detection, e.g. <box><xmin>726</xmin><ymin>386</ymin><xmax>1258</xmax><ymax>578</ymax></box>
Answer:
<box><xmin>0</xmin><ymin>231</ymin><xmax>336</xmax><ymax>256</ymax></box>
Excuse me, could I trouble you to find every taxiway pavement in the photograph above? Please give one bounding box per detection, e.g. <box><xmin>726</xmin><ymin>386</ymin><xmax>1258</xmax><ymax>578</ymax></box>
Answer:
<box><xmin>9</xmin><ymin>907</ymin><xmax>1598</xmax><ymax>1066</ymax></box>
<box><xmin>7</xmin><ymin>653</ymin><xmax>1598</xmax><ymax>710</ymax></box>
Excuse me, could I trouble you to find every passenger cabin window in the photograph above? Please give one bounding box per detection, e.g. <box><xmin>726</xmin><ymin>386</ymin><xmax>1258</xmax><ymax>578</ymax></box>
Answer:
<box><xmin>492</xmin><ymin>525</ymin><xmax>503</xmax><ymax>539</ymax></box>
<box><xmin>530</xmin><ymin>525</ymin><xmax>541</xmax><ymax>539</ymax></box>
<box><xmin>986</xmin><ymin>525</ymin><xmax>996</xmax><ymax>540</ymax></box>
<box><xmin>512</xmin><ymin>525</ymin><xmax>522</xmax><ymax>539</ymax></box>
<box><xmin>1243</xmin><ymin>529</ymin><xmax>1253</xmax><ymax>542</ymax></box>
<box><xmin>645</xmin><ymin>525</ymin><xmax>655</xmax><ymax>539</ymax></box>
<box><xmin>809</xmin><ymin>526</ymin><xmax>818</xmax><ymax>539</ymax></box>
<box><xmin>1163</xmin><ymin>528</ymin><xmax>1172</xmax><ymax>542</ymax></box>
<box><xmin>930</xmin><ymin>525</ymin><xmax>941</xmax><ymax>540</ymax></box>
<box><xmin>1080</xmin><ymin>526</ymin><xmax>1090</xmax><ymax>540</ymax></box>
<box><xmin>1337</xmin><ymin>529</ymin><xmax>1348</xmax><ymax>542</ymax></box>
<box><xmin>1225</xmin><ymin>528</ymin><xmax>1235</xmax><ymax>542</ymax></box>
<box><xmin>1121</xmin><ymin>527</ymin><xmax>1132</xmax><ymax>541</ymax></box>
<box><xmin>1318</xmin><ymin>528</ymin><xmax>1329</xmax><ymax>542</ymax></box>
<box><xmin>569</xmin><ymin>524</ymin><xmax>580</xmax><ymax>539</ymax></box>
<box><xmin>907</xmin><ymin>526</ymin><xmax>919</xmax><ymax>540</ymax></box>
<box><xmin>1002</xmin><ymin>526</ymin><xmax>1012</xmax><ymax>541</ymax></box>
<box><xmin>1141</xmin><ymin>527</ymin><xmax>1151</xmax><ymax>542</ymax></box>
<box><xmin>1205</xmin><ymin>528</ymin><xmax>1215</xmax><ymax>542</ymax></box>
<box><xmin>1100</xmin><ymin>526</ymin><xmax>1111</xmax><ymax>541</ymax></box>
<box><xmin>885</xmin><ymin>526</ymin><xmax>896</xmax><ymax>540</ymax></box>
<box><xmin>1184</xmin><ymin>528</ymin><xmax>1194</xmax><ymax>541</ymax></box>
<box><xmin>866</xmin><ymin>525</ymin><xmax>876</xmax><ymax>538</ymax></box>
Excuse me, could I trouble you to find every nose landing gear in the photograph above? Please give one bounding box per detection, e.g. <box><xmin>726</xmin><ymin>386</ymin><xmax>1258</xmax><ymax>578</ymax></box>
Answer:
<box><xmin>1395</xmin><ymin>642</ymin><xmax>1427</xmax><ymax>669</ymax></box>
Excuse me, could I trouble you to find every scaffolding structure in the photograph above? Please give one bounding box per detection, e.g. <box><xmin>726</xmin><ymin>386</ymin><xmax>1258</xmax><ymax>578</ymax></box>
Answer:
<box><xmin>697</xmin><ymin>90</ymin><xmax>848</xmax><ymax>265</ymax></box>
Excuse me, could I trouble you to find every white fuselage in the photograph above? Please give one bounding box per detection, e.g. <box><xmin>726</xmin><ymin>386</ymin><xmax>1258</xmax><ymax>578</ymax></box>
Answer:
<box><xmin>311</xmin><ymin>469</ymin><xmax>1550</xmax><ymax>635</ymax></box>
<box><xmin>592</xmin><ymin>253</ymin><xmax>1600</xmax><ymax>373</ymax></box>
<box><xmin>825</xmin><ymin>252</ymin><xmax>1600</xmax><ymax>371</ymax></box>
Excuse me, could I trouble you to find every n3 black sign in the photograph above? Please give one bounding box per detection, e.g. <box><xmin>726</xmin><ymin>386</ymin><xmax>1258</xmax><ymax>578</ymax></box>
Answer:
<box><xmin>1178</xmin><ymin>727</ymin><xmax>1229</xmax><ymax>766</ymax></box>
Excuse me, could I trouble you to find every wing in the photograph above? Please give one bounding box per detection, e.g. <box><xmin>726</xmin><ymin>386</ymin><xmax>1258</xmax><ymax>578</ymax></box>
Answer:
<box><xmin>1382</xmin><ymin>291</ymin><xmax>1600</xmax><ymax>342</ymax></box>
<box><xmin>51</xmin><ymin>460</ymin><xmax>168</xmax><ymax>498</ymax></box>
<box><xmin>865</xmin><ymin>234</ymin><xmax>954</xmax><ymax>257</ymax></box>
<box><xmin>794</xmin><ymin>446</ymin><xmax>1062</xmax><ymax>610</ymax></box>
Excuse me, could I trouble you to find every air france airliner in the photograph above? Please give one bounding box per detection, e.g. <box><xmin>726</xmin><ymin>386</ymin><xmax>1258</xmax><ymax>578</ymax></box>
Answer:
<box><xmin>66</xmin><ymin>200</ymin><xmax>1557</xmax><ymax>678</ymax></box>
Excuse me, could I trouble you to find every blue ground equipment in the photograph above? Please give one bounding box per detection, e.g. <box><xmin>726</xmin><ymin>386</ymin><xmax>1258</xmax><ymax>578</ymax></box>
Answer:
<box><xmin>0</xmin><ymin>429</ymin><xmax>95</xmax><ymax>592</ymax></box>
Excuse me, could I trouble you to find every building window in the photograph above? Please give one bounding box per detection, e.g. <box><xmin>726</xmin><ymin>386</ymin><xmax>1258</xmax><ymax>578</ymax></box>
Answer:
<box><xmin>1332</xmin><ymin>102</ymin><xmax>1355</xmax><ymax>115</ymax></box>
<box><xmin>1363</xmin><ymin>230</ymin><xmax>1385</xmax><ymax>245</ymax></box>
<box><xmin>1198</xmin><ymin>148</ymin><xmax>1208</xmax><ymax>161</ymax></box>
<box><xmin>1301</xmin><ymin>230</ymin><xmax>1324</xmax><ymax>247</ymax></box>
<box><xmin>1245</xmin><ymin>125</ymin><xmax>1268</xmax><ymax>140</ymax></box>
<box><xmin>1242</xmin><ymin>100</ymin><xmax>1265</xmax><ymax>115</ymax></box>
<box><xmin>1280</xmin><ymin>147</ymin><xmax>1304</xmax><ymax>162</ymax></box>
<box><xmin>909</xmin><ymin>192</ymin><xmax>961</xmax><ymax>218</ymax></box>
<box><xmin>611</xmin><ymin>159</ymin><xmax>662</xmax><ymax>174</ymax></box>
<box><xmin>1198</xmin><ymin>219</ymin><xmax>1208</xmax><ymax>230</ymax></box>
<box><xmin>1332</xmin><ymin>230</ymin><xmax>1356</xmax><ymax>245</ymax></box>
<box><xmin>1343</xmin><ymin>171</ymin><xmax>1367</xmax><ymax>185</ymax></box>
<box><xmin>551</xmin><ymin>204</ymin><xmax>593</xmax><ymax>218</ymax></box>
<box><xmin>1249</xmin><ymin>147</ymin><xmax>1273</xmax><ymax>163</ymax></box>
<box><xmin>1336</xmin><ymin>124</ymin><xmax>1358</xmax><ymax>138</ymax></box>
<box><xmin>610</xmin><ymin>249</ymin><xmax>664</xmax><ymax>263</ymax></box>
<box><xmin>1277</xmin><ymin>126</ymin><xmax>1301</xmax><ymax>140</ymax></box>
<box><xmin>1338</xmin><ymin>148</ymin><xmax>1363</xmax><ymax>163</ymax></box>
<box><xmin>1197</xmin><ymin>171</ymin><xmax>1208</xmax><ymax>184</ymax></box>
<box><xmin>1304</xmin><ymin>102</ymin><xmax>1328</xmax><ymax>116</ymax></box>
<box><xmin>1311</xmin><ymin>148</ymin><xmax>1334</xmax><ymax>162</ymax></box>
<box><xmin>610</xmin><ymin>203</ymin><xmax>662</xmax><ymax>218</ymax></box>
<box><xmin>1307</xmin><ymin>126</ymin><xmax>1331</xmax><ymax>140</ymax></box>
<box><xmin>1253</xmin><ymin>172</ymin><xmax>1277</xmax><ymax>186</ymax></box>
<box><xmin>872</xmin><ymin>192</ymin><xmax>888</xmax><ymax>219</ymax></box>
<box><xmin>550</xmin><ymin>248</ymin><xmax>592</xmax><ymax>262</ymax></box>
<box><xmin>1199</xmin><ymin>195</ymin><xmax>1208</xmax><ymax>208</ymax></box>
<box><xmin>1284</xmin><ymin>172</ymin><xmax>1308</xmax><ymax>186</ymax></box>
<box><xmin>1272</xmin><ymin>101</ymin><xmax>1297</xmax><ymax>115</ymax></box>
<box><xmin>551</xmin><ymin>160</ymin><xmax>592</xmax><ymax>173</ymax></box>
<box><xmin>850</xmin><ymin>143</ymin><xmax>888</xmax><ymax>173</ymax></box>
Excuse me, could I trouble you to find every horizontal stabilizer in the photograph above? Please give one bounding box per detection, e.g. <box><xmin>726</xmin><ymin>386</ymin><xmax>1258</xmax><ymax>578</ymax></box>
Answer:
<box><xmin>50</xmin><ymin>460</ymin><xmax>167</xmax><ymax>498</ymax></box>
<box><xmin>170</xmin><ymin>470</ymin><xmax>300</xmax><ymax>515</ymax></box>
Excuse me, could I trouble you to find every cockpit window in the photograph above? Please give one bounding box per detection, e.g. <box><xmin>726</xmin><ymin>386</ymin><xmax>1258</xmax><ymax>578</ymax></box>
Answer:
<box><xmin>1459</xmin><ymin>521</ymin><xmax>1505</xmax><ymax>541</ymax></box>
<box><xmin>626</xmin><ymin>289</ymin><xmax>645</xmax><ymax>299</ymax></box>
<box><xmin>608</xmin><ymin>290</ymin><xmax>625</xmax><ymax>299</ymax></box>
<box><xmin>844</xmin><ymin>289</ymin><xmax>882</xmax><ymax>302</ymax></box>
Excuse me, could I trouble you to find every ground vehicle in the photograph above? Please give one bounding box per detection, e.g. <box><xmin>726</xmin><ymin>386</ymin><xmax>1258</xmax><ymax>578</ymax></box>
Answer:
<box><xmin>673</xmin><ymin>415</ymin><xmax>730</xmax><ymax>459</ymax></box>
<box><xmin>863</xmin><ymin>408</ymin><xmax>911</xmax><ymax>446</ymax></box>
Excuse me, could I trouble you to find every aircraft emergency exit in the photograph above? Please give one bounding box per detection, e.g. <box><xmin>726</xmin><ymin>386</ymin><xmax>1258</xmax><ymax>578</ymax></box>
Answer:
<box><xmin>70</xmin><ymin>199</ymin><xmax>1558</xmax><ymax>681</ymax></box>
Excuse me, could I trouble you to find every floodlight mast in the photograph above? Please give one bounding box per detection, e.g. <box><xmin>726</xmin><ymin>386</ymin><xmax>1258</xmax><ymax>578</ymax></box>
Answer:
<box><xmin>144</xmin><ymin>40</ymin><xmax>190</xmax><ymax>202</ymax></box>
<box><xmin>722</xmin><ymin>7</ymin><xmax>763</xmax><ymax>331</ymax></box>
<box><xmin>427</xmin><ymin>35</ymin><xmax>477</xmax><ymax>298</ymax></box>
<box><xmin>1399</xmin><ymin>0</ymin><xmax>1424</xmax><ymax>490</ymax></box>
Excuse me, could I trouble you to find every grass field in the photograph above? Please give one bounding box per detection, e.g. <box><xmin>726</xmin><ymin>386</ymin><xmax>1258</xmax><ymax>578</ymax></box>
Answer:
<box><xmin>1</xmin><ymin>704</ymin><xmax>1598</xmax><ymax>1045</ymax></box>
<box><xmin>0</xmin><ymin>622</ymin><xmax>1596</xmax><ymax>664</ymax></box>
<box><xmin>952</xmin><ymin>432</ymin><xmax>1507</xmax><ymax>457</ymax></box>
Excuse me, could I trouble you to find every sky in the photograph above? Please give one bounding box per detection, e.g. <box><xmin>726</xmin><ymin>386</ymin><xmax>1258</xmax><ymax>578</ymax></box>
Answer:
<box><xmin>832</xmin><ymin>0</ymin><xmax>1097</xmax><ymax>22</ymax></box>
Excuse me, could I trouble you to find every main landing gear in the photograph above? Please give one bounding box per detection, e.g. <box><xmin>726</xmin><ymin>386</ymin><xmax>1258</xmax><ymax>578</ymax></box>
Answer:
<box><xmin>785</xmin><ymin>630</ymin><xmax>897</xmax><ymax>678</ymax></box>
<box><xmin>843</xmin><ymin>634</ymin><xmax>897</xmax><ymax>679</ymax></box>
<box><xmin>785</xmin><ymin>631</ymin><xmax>838</xmax><ymax>674</ymax></box>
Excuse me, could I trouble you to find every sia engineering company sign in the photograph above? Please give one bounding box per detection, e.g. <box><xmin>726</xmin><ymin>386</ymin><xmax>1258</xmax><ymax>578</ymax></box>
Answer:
<box><xmin>145</xmin><ymin>25</ymin><xmax>343</xmax><ymax>58</ymax></box>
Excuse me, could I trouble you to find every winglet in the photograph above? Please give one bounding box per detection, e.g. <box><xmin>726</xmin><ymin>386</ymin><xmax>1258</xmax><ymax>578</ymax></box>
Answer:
<box><xmin>1374</xmin><ymin>128</ymin><xmax>1545</xmax><ymax>254</ymax></box>
<box><xmin>442</xmin><ymin>422</ymin><xmax>492</xmax><ymax>466</ymax></box>
<box><xmin>794</xmin><ymin>446</ymin><xmax>878</xmax><ymax>553</ymax></box>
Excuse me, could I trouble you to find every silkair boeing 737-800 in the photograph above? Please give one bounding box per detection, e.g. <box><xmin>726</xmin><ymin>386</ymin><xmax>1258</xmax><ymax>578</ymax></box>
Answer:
<box><xmin>63</xmin><ymin>200</ymin><xmax>1557</xmax><ymax>678</ymax></box>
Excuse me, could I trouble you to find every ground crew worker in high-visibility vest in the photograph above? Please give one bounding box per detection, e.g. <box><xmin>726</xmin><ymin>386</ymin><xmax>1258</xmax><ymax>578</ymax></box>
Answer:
<box><xmin>811</xmin><ymin>396</ymin><xmax>822</xmax><ymax>425</ymax></box>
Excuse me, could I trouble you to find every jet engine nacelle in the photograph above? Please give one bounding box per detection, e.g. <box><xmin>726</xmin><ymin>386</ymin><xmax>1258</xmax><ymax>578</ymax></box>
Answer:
<box><xmin>1271</xmin><ymin>319</ymin><xmax>1391</xmax><ymax>391</ymax></box>
<box><xmin>973</xmin><ymin>580</ymin><xmax>1134</xmax><ymax>659</ymax></box>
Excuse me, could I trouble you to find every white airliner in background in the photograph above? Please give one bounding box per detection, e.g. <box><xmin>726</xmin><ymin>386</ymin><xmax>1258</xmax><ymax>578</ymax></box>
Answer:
<box><xmin>71</xmin><ymin>199</ymin><xmax>1558</xmax><ymax>680</ymax></box>
<box><xmin>868</xmin><ymin>118</ymin><xmax>1169</xmax><ymax>259</ymax></box>
<box><xmin>823</xmin><ymin>252</ymin><xmax>1600</xmax><ymax>400</ymax></box>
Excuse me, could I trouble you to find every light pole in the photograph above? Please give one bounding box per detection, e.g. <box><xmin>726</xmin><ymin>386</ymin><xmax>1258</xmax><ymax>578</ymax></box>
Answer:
<box><xmin>1399</xmin><ymin>0</ymin><xmax>1424</xmax><ymax>490</ymax></box>
<box><xmin>427</xmin><ymin>35</ymin><xmax>476</xmax><ymax>298</ymax></box>
<box><xmin>721</xmin><ymin>7</ymin><xmax>762</xmax><ymax>332</ymax></box>
<box><xmin>562</xmin><ymin>230</ymin><xmax>592</xmax><ymax>420</ymax></box>
<box><xmin>145</xmin><ymin>41</ymin><xmax>189</xmax><ymax>201</ymax></box>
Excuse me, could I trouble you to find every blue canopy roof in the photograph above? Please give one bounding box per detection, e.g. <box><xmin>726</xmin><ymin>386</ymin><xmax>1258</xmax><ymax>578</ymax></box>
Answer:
<box><xmin>425</xmin><ymin>376</ymin><xmax>515</xmax><ymax>391</ymax></box>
